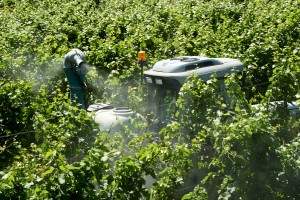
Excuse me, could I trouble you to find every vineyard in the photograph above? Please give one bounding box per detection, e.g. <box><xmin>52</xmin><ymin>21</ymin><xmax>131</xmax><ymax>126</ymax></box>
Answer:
<box><xmin>0</xmin><ymin>0</ymin><xmax>300</xmax><ymax>199</ymax></box>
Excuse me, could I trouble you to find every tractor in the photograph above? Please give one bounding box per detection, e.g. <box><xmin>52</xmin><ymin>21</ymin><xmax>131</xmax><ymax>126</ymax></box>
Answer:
<box><xmin>63</xmin><ymin>48</ymin><xmax>250</xmax><ymax>133</ymax></box>
<box><xmin>63</xmin><ymin>48</ymin><xmax>299</xmax><ymax>198</ymax></box>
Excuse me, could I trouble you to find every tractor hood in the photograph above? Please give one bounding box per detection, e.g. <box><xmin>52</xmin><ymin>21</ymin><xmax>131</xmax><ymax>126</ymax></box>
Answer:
<box><xmin>143</xmin><ymin>56</ymin><xmax>243</xmax><ymax>90</ymax></box>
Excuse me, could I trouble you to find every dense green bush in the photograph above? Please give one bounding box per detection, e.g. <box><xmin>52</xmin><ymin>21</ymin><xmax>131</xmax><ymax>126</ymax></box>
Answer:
<box><xmin>0</xmin><ymin>0</ymin><xmax>299</xmax><ymax>199</ymax></box>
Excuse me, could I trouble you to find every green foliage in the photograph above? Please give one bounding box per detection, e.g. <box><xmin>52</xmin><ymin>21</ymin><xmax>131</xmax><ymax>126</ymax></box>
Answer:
<box><xmin>0</xmin><ymin>0</ymin><xmax>299</xmax><ymax>199</ymax></box>
<box><xmin>175</xmin><ymin>74</ymin><xmax>300</xmax><ymax>199</ymax></box>
<box><xmin>277</xmin><ymin>132</ymin><xmax>300</xmax><ymax>198</ymax></box>
<box><xmin>0</xmin><ymin>85</ymin><xmax>100</xmax><ymax>199</ymax></box>
<box><xmin>0</xmin><ymin>79</ymin><xmax>34</xmax><ymax>169</ymax></box>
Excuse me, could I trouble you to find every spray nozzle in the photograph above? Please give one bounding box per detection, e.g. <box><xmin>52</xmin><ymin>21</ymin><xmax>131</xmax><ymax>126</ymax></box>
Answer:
<box><xmin>64</xmin><ymin>48</ymin><xmax>87</xmax><ymax>69</ymax></box>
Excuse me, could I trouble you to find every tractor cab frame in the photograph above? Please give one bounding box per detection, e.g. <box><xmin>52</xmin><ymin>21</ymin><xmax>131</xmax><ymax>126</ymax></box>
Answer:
<box><xmin>142</xmin><ymin>55</ymin><xmax>244</xmax><ymax>128</ymax></box>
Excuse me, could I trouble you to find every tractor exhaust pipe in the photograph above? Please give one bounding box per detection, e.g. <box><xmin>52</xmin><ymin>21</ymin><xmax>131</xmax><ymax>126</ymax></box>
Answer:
<box><xmin>63</xmin><ymin>49</ymin><xmax>88</xmax><ymax>109</ymax></box>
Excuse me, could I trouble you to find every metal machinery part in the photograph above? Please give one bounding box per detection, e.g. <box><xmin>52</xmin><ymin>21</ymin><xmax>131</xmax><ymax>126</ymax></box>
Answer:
<box><xmin>143</xmin><ymin>56</ymin><xmax>244</xmax><ymax>127</ymax></box>
<box><xmin>87</xmin><ymin>103</ymin><xmax>135</xmax><ymax>134</ymax></box>
<box><xmin>143</xmin><ymin>55</ymin><xmax>299</xmax><ymax>125</ymax></box>
<box><xmin>63</xmin><ymin>48</ymin><xmax>87</xmax><ymax>109</ymax></box>
<box><xmin>63</xmin><ymin>49</ymin><xmax>135</xmax><ymax>134</ymax></box>
<box><xmin>143</xmin><ymin>56</ymin><xmax>244</xmax><ymax>90</ymax></box>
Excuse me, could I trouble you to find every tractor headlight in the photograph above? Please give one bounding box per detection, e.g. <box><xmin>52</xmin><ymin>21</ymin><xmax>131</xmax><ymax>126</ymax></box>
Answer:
<box><xmin>145</xmin><ymin>77</ymin><xmax>153</xmax><ymax>84</ymax></box>
<box><xmin>155</xmin><ymin>78</ymin><xmax>163</xmax><ymax>85</ymax></box>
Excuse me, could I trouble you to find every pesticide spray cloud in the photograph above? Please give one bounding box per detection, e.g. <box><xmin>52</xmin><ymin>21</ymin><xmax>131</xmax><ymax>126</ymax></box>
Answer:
<box><xmin>3</xmin><ymin>52</ymin><xmax>66</xmax><ymax>96</ymax></box>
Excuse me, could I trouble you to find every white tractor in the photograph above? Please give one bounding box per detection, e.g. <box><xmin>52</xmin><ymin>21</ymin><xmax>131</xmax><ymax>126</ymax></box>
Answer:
<box><xmin>63</xmin><ymin>48</ymin><xmax>299</xmax><ymax>197</ymax></box>
<box><xmin>63</xmin><ymin>49</ymin><xmax>252</xmax><ymax>133</ymax></box>
<box><xmin>64</xmin><ymin>49</ymin><xmax>299</xmax><ymax>132</ymax></box>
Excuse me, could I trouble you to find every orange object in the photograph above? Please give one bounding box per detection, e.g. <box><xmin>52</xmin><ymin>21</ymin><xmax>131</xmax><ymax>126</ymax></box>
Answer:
<box><xmin>138</xmin><ymin>51</ymin><xmax>146</xmax><ymax>62</ymax></box>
